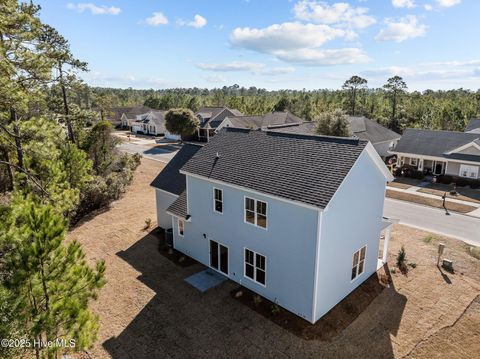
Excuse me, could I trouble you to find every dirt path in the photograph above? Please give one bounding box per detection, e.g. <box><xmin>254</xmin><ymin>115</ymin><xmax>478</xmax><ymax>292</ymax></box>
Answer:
<box><xmin>70</xmin><ymin>159</ymin><xmax>480</xmax><ymax>358</ymax></box>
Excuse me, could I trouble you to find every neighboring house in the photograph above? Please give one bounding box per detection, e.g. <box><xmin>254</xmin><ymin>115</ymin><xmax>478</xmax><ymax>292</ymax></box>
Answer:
<box><xmin>150</xmin><ymin>144</ymin><xmax>203</xmax><ymax>228</ymax></box>
<box><xmin>216</xmin><ymin>111</ymin><xmax>304</xmax><ymax>131</ymax></box>
<box><xmin>195</xmin><ymin>107</ymin><xmax>243</xmax><ymax>141</ymax></box>
<box><xmin>391</xmin><ymin>128</ymin><xmax>480</xmax><ymax>179</ymax></box>
<box><xmin>271</xmin><ymin>116</ymin><xmax>401</xmax><ymax>160</ymax></box>
<box><xmin>104</xmin><ymin>106</ymin><xmax>151</xmax><ymax>128</ymax></box>
<box><xmin>465</xmin><ymin>118</ymin><xmax>480</xmax><ymax>134</ymax></box>
<box><xmin>157</xmin><ymin>127</ymin><xmax>393</xmax><ymax>323</ymax></box>
<box><xmin>131</xmin><ymin>110</ymin><xmax>181</xmax><ymax>140</ymax></box>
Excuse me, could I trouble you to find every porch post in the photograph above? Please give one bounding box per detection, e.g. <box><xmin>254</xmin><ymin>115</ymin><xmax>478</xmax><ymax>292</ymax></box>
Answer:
<box><xmin>382</xmin><ymin>226</ymin><xmax>391</xmax><ymax>263</ymax></box>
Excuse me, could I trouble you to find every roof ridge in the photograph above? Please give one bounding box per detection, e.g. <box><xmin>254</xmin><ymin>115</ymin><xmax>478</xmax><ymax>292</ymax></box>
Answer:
<box><xmin>406</xmin><ymin>127</ymin><xmax>476</xmax><ymax>135</ymax></box>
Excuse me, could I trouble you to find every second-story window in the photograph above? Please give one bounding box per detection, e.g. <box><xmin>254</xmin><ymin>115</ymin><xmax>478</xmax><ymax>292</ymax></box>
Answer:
<box><xmin>214</xmin><ymin>188</ymin><xmax>223</xmax><ymax>213</ymax></box>
<box><xmin>245</xmin><ymin>197</ymin><xmax>267</xmax><ymax>229</ymax></box>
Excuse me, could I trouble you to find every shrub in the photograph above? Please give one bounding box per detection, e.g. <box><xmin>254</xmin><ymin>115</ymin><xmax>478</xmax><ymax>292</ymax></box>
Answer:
<box><xmin>396</xmin><ymin>246</ymin><xmax>408</xmax><ymax>274</ymax></box>
<box><xmin>144</xmin><ymin>218</ymin><xmax>152</xmax><ymax>230</ymax></box>
<box><xmin>253</xmin><ymin>295</ymin><xmax>262</xmax><ymax>307</ymax></box>
<box><xmin>423</xmin><ymin>235</ymin><xmax>436</xmax><ymax>244</ymax></box>
<box><xmin>270</xmin><ymin>304</ymin><xmax>281</xmax><ymax>316</ymax></box>
<box><xmin>395</xmin><ymin>164</ymin><xmax>424</xmax><ymax>180</ymax></box>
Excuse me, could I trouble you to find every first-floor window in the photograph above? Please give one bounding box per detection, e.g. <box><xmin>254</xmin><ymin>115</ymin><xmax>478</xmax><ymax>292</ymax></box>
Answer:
<box><xmin>178</xmin><ymin>219</ymin><xmax>184</xmax><ymax>236</ymax></box>
<box><xmin>351</xmin><ymin>246</ymin><xmax>366</xmax><ymax>280</ymax></box>
<box><xmin>244</xmin><ymin>248</ymin><xmax>266</xmax><ymax>285</ymax></box>
<box><xmin>459</xmin><ymin>164</ymin><xmax>479</xmax><ymax>179</ymax></box>
<box><xmin>409</xmin><ymin>158</ymin><xmax>418</xmax><ymax>166</ymax></box>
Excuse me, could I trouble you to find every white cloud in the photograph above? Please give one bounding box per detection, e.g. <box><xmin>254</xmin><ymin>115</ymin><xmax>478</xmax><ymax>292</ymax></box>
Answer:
<box><xmin>273</xmin><ymin>48</ymin><xmax>370</xmax><ymax>66</ymax></box>
<box><xmin>424</xmin><ymin>4</ymin><xmax>433</xmax><ymax>10</ymax></box>
<box><xmin>436</xmin><ymin>0</ymin><xmax>461</xmax><ymax>7</ymax></box>
<box><xmin>177</xmin><ymin>14</ymin><xmax>207</xmax><ymax>28</ymax></box>
<box><xmin>66</xmin><ymin>3</ymin><xmax>121</xmax><ymax>15</ymax></box>
<box><xmin>392</xmin><ymin>0</ymin><xmax>416</xmax><ymax>8</ymax></box>
<box><xmin>197</xmin><ymin>61</ymin><xmax>265</xmax><ymax>72</ymax></box>
<box><xmin>375</xmin><ymin>15</ymin><xmax>427</xmax><ymax>42</ymax></box>
<box><xmin>230</xmin><ymin>22</ymin><xmax>368</xmax><ymax>66</ymax></box>
<box><xmin>293</xmin><ymin>1</ymin><xmax>376</xmax><ymax>29</ymax></box>
<box><xmin>145</xmin><ymin>12</ymin><xmax>169</xmax><ymax>26</ymax></box>
<box><xmin>196</xmin><ymin>61</ymin><xmax>296</xmax><ymax>76</ymax></box>
<box><xmin>231</xmin><ymin>22</ymin><xmax>356</xmax><ymax>52</ymax></box>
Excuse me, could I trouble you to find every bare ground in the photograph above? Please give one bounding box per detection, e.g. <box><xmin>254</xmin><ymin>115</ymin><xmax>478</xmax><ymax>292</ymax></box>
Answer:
<box><xmin>70</xmin><ymin>158</ymin><xmax>480</xmax><ymax>358</ymax></box>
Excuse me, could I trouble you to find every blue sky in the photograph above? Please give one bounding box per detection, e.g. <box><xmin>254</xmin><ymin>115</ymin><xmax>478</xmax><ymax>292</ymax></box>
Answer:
<box><xmin>36</xmin><ymin>0</ymin><xmax>479</xmax><ymax>91</ymax></box>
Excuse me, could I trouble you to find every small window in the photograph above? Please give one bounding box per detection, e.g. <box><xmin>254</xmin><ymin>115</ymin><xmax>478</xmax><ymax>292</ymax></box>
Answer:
<box><xmin>244</xmin><ymin>248</ymin><xmax>266</xmax><ymax>286</ymax></box>
<box><xmin>409</xmin><ymin>158</ymin><xmax>418</xmax><ymax>166</ymax></box>
<box><xmin>244</xmin><ymin>197</ymin><xmax>267</xmax><ymax>229</ymax></box>
<box><xmin>351</xmin><ymin>246</ymin><xmax>366</xmax><ymax>280</ymax></box>
<box><xmin>178</xmin><ymin>219</ymin><xmax>184</xmax><ymax>237</ymax></box>
<box><xmin>213</xmin><ymin>188</ymin><xmax>223</xmax><ymax>213</ymax></box>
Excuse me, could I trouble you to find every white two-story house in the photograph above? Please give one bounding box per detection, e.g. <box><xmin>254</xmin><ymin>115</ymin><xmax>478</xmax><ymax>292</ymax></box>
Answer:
<box><xmin>156</xmin><ymin>128</ymin><xmax>393</xmax><ymax>323</ymax></box>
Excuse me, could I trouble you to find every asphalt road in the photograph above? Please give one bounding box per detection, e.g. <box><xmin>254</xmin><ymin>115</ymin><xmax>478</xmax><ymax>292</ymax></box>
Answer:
<box><xmin>118</xmin><ymin>142</ymin><xmax>180</xmax><ymax>163</ymax></box>
<box><xmin>384</xmin><ymin>198</ymin><xmax>480</xmax><ymax>246</ymax></box>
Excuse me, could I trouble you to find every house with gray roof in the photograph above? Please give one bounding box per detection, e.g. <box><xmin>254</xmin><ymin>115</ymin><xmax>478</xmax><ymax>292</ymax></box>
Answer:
<box><xmin>131</xmin><ymin>110</ymin><xmax>181</xmax><ymax>140</ymax></box>
<box><xmin>271</xmin><ymin>116</ymin><xmax>401</xmax><ymax>160</ymax></box>
<box><xmin>105</xmin><ymin>106</ymin><xmax>152</xmax><ymax>128</ymax></box>
<box><xmin>154</xmin><ymin>127</ymin><xmax>393</xmax><ymax>323</ymax></box>
<box><xmin>391</xmin><ymin>128</ymin><xmax>480</xmax><ymax>179</ymax></box>
<box><xmin>465</xmin><ymin>118</ymin><xmax>480</xmax><ymax>133</ymax></box>
<box><xmin>195</xmin><ymin>107</ymin><xmax>243</xmax><ymax>141</ymax></box>
<box><xmin>216</xmin><ymin>111</ymin><xmax>304</xmax><ymax>131</ymax></box>
<box><xmin>150</xmin><ymin>144</ymin><xmax>203</xmax><ymax>228</ymax></box>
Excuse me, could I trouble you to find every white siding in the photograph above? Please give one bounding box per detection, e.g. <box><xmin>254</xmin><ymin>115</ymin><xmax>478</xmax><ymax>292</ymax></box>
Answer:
<box><xmin>155</xmin><ymin>190</ymin><xmax>177</xmax><ymax>229</ymax></box>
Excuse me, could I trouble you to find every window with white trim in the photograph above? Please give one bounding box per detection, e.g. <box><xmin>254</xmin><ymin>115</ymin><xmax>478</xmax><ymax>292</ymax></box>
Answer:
<box><xmin>245</xmin><ymin>197</ymin><xmax>267</xmax><ymax>228</ymax></box>
<box><xmin>459</xmin><ymin>164</ymin><xmax>479</xmax><ymax>179</ymax></box>
<box><xmin>351</xmin><ymin>246</ymin><xmax>366</xmax><ymax>280</ymax></box>
<box><xmin>409</xmin><ymin>158</ymin><xmax>418</xmax><ymax>166</ymax></box>
<box><xmin>244</xmin><ymin>248</ymin><xmax>266</xmax><ymax>285</ymax></box>
<box><xmin>178</xmin><ymin>219</ymin><xmax>184</xmax><ymax>237</ymax></box>
<box><xmin>213</xmin><ymin>188</ymin><xmax>223</xmax><ymax>213</ymax></box>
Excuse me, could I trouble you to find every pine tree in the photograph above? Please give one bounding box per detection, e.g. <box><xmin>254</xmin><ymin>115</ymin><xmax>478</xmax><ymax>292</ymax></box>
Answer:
<box><xmin>3</xmin><ymin>198</ymin><xmax>105</xmax><ymax>358</ymax></box>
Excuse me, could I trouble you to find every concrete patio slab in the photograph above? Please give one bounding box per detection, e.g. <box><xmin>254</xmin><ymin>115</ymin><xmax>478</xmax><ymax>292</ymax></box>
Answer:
<box><xmin>184</xmin><ymin>268</ymin><xmax>227</xmax><ymax>292</ymax></box>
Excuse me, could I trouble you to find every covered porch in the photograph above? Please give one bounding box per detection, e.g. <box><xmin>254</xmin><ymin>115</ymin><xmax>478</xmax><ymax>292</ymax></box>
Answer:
<box><xmin>377</xmin><ymin>217</ymin><xmax>399</xmax><ymax>270</ymax></box>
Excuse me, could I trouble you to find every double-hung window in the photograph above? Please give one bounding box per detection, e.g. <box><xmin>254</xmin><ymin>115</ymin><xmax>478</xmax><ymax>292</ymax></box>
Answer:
<box><xmin>178</xmin><ymin>219</ymin><xmax>184</xmax><ymax>237</ymax></box>
<box><xmin>244</xmin><ymin>197</ymin><xmax>267</xmax><ymax>228</ymax></box>
<box><xmin>244</xmin><ymin>248</ymin><xmax>266</xmax><ymax>286</ymax></box>
<box><xmin>213</xmin><ymin>188</ymin><xmax>223</xmax><ymax>213</ymax></box>
<box><xmin>351</xmin><ymin>246</ymin><xmax>366</xmax><ymax>280</ymax></box>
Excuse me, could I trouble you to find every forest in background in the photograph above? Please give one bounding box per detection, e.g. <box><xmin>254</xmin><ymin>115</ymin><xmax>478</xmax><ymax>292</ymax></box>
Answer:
<box><xmin>88</xmin><ymin>83</ymin><xmax>480</xmax><ymax>133</ymax></box>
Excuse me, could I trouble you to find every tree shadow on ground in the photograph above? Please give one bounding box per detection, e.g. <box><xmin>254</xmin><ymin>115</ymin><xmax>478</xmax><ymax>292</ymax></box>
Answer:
<box><xmin>103</xmin><ymin>232</ymin><xmax>407</xmax><ymax>358</ymax></box>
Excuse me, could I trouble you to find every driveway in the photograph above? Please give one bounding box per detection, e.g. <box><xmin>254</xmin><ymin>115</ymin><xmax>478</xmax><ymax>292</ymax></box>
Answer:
<box><xmin>69</xmin><ymin>159</ymin><xmax>480</xmax><ymax>358</ymax></box>
<box><xmin>118</xmin><ymin>142</ymin><xmax>180</xmax><ymax>163</ymax></box>
<box><xmin>384</xmin><ymin>198</ymin><xmax>480</xmax><ymax>246</ymax></box>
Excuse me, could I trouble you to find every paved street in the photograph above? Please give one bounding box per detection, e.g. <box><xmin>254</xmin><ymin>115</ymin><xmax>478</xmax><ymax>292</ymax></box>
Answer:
<box><xmin>384</xmin><ymin>198</ymin><xmax>480</xmax><ymax>246</ymax></box>
<box><xmin>118</xmin><ymin>142</ymin><xmax>180</xmax><ymax>163</ymax></box>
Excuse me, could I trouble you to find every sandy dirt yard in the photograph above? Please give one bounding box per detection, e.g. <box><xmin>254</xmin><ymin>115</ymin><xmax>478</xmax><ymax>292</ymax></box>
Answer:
<box><xmin>69</xmin><ymin>158</ymin><xmax>480</xmax><ymax>359</ymax></box>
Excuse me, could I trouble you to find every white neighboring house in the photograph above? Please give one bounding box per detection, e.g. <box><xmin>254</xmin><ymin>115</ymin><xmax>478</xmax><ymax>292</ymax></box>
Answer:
<box><xmin>150</xmin><ymin>144</ymin><xmax>203</xmax><ymax>228</ymax></box>
<box><xmin>391</xmin><ymin>127</ymin><xmax>480</xmax><ymax>179</ymax></box>
<box><xmin>153</xmin><ymin>128</ymin><xmax>394</xmax><ymax>323</ymax></box>
<box><xmin>131</xmin><ymin>110</ymin><xmax>181</xmax><ymax>140</ymax></box>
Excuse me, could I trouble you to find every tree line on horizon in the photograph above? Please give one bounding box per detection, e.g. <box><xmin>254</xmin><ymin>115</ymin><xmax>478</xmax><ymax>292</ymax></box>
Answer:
<box><xmin>87</xmin><ymin>80</ymin><xmax>480</xmax><ymax>134</ymax></box>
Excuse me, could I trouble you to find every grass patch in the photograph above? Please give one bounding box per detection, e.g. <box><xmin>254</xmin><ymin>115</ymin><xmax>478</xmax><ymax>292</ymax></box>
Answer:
<box><xmin>423</xmin><ymin>235</ymin><xmax>437</xmax><ymax>244</ymax></box>
<box><xmin>386</xmin><ymin>190</ymin><xmax>477</xmax><ymax>214</ymax></box>
<box><xmin>467</xmin><ymin>246</ymin><xmax>480</xmax><ymax>260</ymax></box>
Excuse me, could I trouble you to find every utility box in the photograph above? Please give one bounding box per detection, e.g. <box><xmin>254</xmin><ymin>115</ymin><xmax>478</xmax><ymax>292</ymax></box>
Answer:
<box><xmin>442</xmin><ymin>259</ymin><xmax>454</xmax><ymax>273</ymax></box>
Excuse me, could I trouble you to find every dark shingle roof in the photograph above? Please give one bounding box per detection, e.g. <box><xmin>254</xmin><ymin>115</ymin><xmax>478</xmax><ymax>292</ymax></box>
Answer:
<box><xmin>181</xmin><ymin>128</ymin><xmax>368</xmax><ymax>209</ymax></box>
<box><xmin>225</xmin><ymin>111</ymin><xmax>304</xmax><ymax>129</ymax></box>
<box><xmin>196</xmin><ymin>107</ymin><xmax>243</xmax><ymax>129</ymax></box>
<box><xmin>167</xmin><ymin>191</ymin><xmax>188</xmax><ymax>219</ymax></box>
<box><xmin>271</xmin><ymin>117</ymin><xmax>400</xmax><ymax>145</ymax></box>
<box><xmin>392</xmin><ymin>128</ymin><xmax>480</xmax><ymax>159</ymax></box>
<box><xmin>150</xmin><ymin>144</ymin><xmax>203</xmax><ymax>195</ymax></box>
<box><xmin>465</xmin><ymin>118</ymin><xmax>480</xmax><ymax>133</ymax></box>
